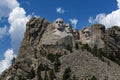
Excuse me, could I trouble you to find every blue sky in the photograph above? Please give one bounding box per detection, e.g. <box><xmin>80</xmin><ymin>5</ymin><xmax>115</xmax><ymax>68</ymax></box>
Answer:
<box><xmin>0</xmin><ymin>0</ymin><xmax>120</xmax><ymax>73</ymax></box>
<box><xmin>18</xmin><ymin>0</ymin><xmax>117</xmax><ymax>28</ymax></box>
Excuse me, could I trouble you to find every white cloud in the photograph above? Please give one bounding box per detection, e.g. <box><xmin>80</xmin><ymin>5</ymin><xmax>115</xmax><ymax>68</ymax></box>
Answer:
<box><xmin>88</xmin><ymin>0</ymin><xmax>120</xmax><ymax>28</ymax></box>
<box><xmin>0</xmin><ymin>0</ymin><xmax>31</xmax><ymax>74</ymax></box>
<box><xmin>69</xmin><ymin>18</ymin><xmax>78</xmax><ymax>28</ymax></box>
<box><xmin>0</xmin><ymin>0</ymin><xmax>19</xmax><ymax>18</ymax></box>
<box><xmin>8</xmin><ymin>7</ymin><xmax>30</xmax><ymax>53</ymax></box>
<box><xmin>0</xmin><ymin>49</ymin><xmax>16</xmax><ymax>74</ymax></box>
<box><xmin>0</xmin><ymin>0</ymin><xmax>30</xmax><ymax>53</ymax></box>
<box><xmin>56</xmin><ymin>7</ymin><xmax>65</xmax><ymax>14</ymax></box>
<box><xmin>0</xmin><ymin>26</ymin><xmax>7</xmax><ymax>39</ymax></box>
<box><xmin>117</xmin><ymin>0</ymin><xmax>120</xmax><ymax>8</ymax></box>
<box><xmin>88</xmin><ymin>13</ymin><xmax>105</xmax><ymax>24</ymax></box>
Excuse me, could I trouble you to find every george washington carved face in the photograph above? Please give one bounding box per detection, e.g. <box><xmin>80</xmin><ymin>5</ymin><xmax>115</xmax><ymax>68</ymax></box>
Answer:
<box><xmin>54</xmin><ymin>18</ymin><xmax>64</xmax><ymax>30</ymax></box>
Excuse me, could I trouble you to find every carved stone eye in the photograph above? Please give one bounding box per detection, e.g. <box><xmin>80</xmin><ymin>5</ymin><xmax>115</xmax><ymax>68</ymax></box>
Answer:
<box><xmin>84</xmin><ymin>31</ymin><xmax>90</xmax><ymax>34</ymax></box>
<box><xmin>66</xmin><ymin>26</ymin><xmax>69</xmax><ymax>27</ymax></box>
<box><xmin>54</xmin><ymin>18</ymin><xmax>64</xmax><ymax>24</ymax></box>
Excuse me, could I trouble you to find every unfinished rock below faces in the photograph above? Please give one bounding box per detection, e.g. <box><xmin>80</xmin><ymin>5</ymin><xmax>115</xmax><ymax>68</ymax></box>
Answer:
<box><xmin>80</xmin><ymin>24</ymin><xmax>105</xmax><ymax>48</ymax></box>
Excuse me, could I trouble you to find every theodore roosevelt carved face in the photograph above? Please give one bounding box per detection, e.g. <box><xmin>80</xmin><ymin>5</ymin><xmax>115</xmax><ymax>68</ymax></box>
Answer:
<box><xmin>83</xmin><ymin>28</ymin><xmax>91</xmax><ymax>40</ymax></box>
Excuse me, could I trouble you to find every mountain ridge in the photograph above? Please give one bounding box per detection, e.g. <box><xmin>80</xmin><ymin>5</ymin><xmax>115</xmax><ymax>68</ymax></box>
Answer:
<box><xmin>0</xmin><ymin>17</ymin><xmax>120</xmax><ymax>80</ymax></box>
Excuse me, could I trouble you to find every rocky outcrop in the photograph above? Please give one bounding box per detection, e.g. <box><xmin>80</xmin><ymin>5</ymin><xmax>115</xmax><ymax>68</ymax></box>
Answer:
<box><xmin>18</xmin><ymin>17</ymin><xmax>74</xmax><ymax>57</ymax></box>
<box><xmin>0</xmin><ymin>17</ymin><xmax>76</xmax><ymax>80</ymax></box>
<box><xmin>0</xmin><ymin>17</ymin><xmax>120</xmax><ymax>80</ymax></box>
<box><xmin>103</xmin><ymin>26</ymin><xmax>120</xmax><ymax>63</ymax></box>
<box><xmin>80</xmin><ymin>24</ymin><xmax>120</xmax><ymax>65</ymax></box>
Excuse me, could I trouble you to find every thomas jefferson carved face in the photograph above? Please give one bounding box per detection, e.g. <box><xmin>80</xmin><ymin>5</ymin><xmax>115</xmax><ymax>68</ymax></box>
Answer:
<box><xmin>65</xmin><ymin>23</ymin><xmax>72</xmax><ymax>33</ymax></box>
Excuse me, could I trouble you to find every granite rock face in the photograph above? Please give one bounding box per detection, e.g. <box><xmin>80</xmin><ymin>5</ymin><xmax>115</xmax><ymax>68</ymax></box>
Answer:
<box><xmin>0</xmin><ymin>17</ymin><xmax>120</xmax><ymax>80</ymax></box>
<box><xmin>80</xmin><ymin>25</ymin><xmax>120</xmax><ymax>64</ymax></box>
<box><xmin>79</xmin><ymin>24</ymin><xmax>105</xmax><ymax>48</ymax></box>
<box><xmin>0</xmin><ymin>17</ymin><xmax>76</xmax><ymax>80</ymax></box>
<box><xmin>104</xmin><ymin>26</ymin><xmax>120</xmax><ymax>62</ymax></box>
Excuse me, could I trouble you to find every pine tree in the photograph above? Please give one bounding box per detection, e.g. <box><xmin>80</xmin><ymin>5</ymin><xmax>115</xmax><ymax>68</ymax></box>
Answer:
<box><xmin>83</xmin><ymin>43</ymin><xmax>91</xmax><ymax>52</ymax></box>
<box><xmin>54</xmin><ymin>58</ymin><xmax>61</xmax><ymax>72</ymax></box>
<box><xmin>44</xmin><ymin>70</ymin><xmax>49</xmax><ymax>80</ymax></box>
<box><xmin>90</xmin><ymin>76</ymin><xmax>97</xmax><ymax>80</ymax></box>
<box><xmin>37</xmin><ymin>65</ymin><xmax>43</xmax><ymax>80</ymax></box>
<box><xmin>38</xmin><ymin>63</ymin><xmax>44</xmax><ymax>71</ymax></box>
<box><xmin>97</xmin><ymin>48</ymin><xmax>102</xmax><ymax>59</ymax></box>
<box><xmin>91</xmin><ymin>45</ymin><xmax>97</xmax><ymax>56</ymax></box>
<box><xmin>75</xmin><ymin>43</ymin><xmax>79</xmax><ymax>49</ymax></box>
<box><xmin>44</xmin><ymin>64</ymin><xmax>50</xmax><ymax>71</ymax></box>
<box><xmin>49</xmin><ymin>69</ymin><xmax>55</xmax><ymax>80</ymax></box>
<box><xmin>47</xmin><ymin>53</ymin><xmax>55</xmax><ymax>62</ymax></box>
<box><xmin>55</xmin><ymin>53</ymin><xmax>62</xmax><ymax>59</ymax></box>
<box><xmin>72</xmin><ymin>75</ymin><xmax>78</xmax><ymax>80</ymax></box>
<box><xmin>12</xmin><ymin>57</ymin><xmax>16</xmax><ymax>64</ymax></box>
<box><xmin>66</xmin><ymin>45</ymin><xmax>73</xmax><ymax>53</ymax></box>
<box><xmin>62</xmin><ymin>67</ymin><xmax>71</xmax><ymax>80</ymax></box>
<box><xmin>37</xmin><ymin>70</ymin><xmax>43</xmax><ymax>80</ymax></box>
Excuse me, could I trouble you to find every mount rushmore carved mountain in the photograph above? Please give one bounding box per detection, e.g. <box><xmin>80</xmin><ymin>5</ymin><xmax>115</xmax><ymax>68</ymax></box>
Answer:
<box><xmin>0</xmin><ymin>17</ymin><xmax>120</xmax><ymax>80</ymax></box>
